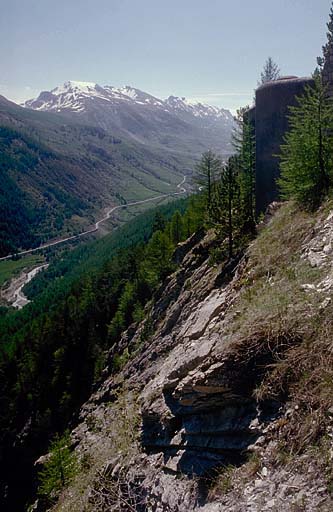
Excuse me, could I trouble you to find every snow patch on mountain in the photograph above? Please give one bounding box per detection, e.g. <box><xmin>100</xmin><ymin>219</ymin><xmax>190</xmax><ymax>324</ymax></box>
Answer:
<box><xmin>52</xmin><ymin>81</ymin><xmax>98</xmax><ymax>95</ymax></box>
<box><xmin>23</xmin><ymin>81</ymin><xmax>233</xmax><ymax>121</ymax></box>
<box><xmin>165</xmin><ymin>95</ymin><xmax>234</xmax><ymax>122</ymax></box>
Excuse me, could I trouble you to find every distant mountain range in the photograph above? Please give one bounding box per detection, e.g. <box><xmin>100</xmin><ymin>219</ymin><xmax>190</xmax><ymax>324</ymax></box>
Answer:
<box><xmin>0</xmin><ymin>82</ymin><xmax>235</xmax><ymax>256</ymax></box>
<box><xmin>23</xmin><ymin>81</ymin><xmax>235</xmax><ymax>157</ymax></box>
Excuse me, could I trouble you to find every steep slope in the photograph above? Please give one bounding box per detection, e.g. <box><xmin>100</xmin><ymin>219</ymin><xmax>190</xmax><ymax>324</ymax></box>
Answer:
<box><xmin>0</xmin><ymin>95</ymin><xmax>190</xmax><ymax>256</ymax></box>
<box><xmin>0</xmin><ymin>197</ymin><xmax>197</xmax><ymax>512</ymax></box>
<box><xmin>23</xmin><ymin>81</ymin><xmax>235</xmax><ymax>157</ymax></box>
<box><xmin>49</xmin><ymin>201</ymin><xmax>333</xmax><ymax>511</ymax></box>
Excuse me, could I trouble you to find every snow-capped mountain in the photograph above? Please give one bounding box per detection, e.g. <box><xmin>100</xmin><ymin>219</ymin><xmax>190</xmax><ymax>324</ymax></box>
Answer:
<box><xmin>24</xmin><ymin>80</ymin><xmax>232</xmax><ymax>120</ymax></box>
<box><xmin>164</xmin><ymin>94</ymin><xmax>233</xmax><ymax>120</ymax></box>
<box><xmin>24</xmin><ymin>81</ymin><xmax>166</xmax><ymax>111</ymax></box>
<box><xmin>23</xmin><ymin>81</ymin><xmax>235</xmax><ymax>157</ymax></box>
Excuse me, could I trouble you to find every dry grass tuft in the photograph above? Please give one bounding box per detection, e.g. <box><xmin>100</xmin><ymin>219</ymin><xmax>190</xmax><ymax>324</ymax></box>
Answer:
<box><xmin>228</xmin><ymin>203</ymin><xmax>320</xmax><ymax>342</ymax></box>
<box><xmin>256</xmin><ymin>304</ymin><xmax>333</xmax><ymax>453</ymax></box>
<box><xmin>226</xmin><ymin>201</ymin><xmax>333</xmax><ymax>454</ymax></box>
<box><xmin>208</xmin><ymin>465</ymin><xmax>236</xmax><ymax>500</ymax></box>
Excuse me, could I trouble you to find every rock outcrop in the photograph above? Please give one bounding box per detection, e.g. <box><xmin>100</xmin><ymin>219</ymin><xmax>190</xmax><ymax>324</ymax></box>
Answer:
<box><xmin>52</xmin><ymin>203</ymin><xmax>333</xmax><ymax>512</ymax></box>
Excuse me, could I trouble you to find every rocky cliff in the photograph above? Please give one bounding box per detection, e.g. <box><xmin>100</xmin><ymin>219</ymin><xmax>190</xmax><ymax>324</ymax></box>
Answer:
<box><xmin>43</xmin><ymin>201</ymin><xmax>333</xmax><ymax>512</ymax></box>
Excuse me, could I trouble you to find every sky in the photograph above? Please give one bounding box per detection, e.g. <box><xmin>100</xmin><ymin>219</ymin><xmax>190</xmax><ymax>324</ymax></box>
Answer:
<box><xmin>1</xmin><ymin>0</ymin><xmax>332</xmax><ymax>112</ymax></box>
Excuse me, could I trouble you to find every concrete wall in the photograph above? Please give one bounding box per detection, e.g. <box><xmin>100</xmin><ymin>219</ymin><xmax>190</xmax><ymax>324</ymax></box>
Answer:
<box><xmin>254</xmin><ymin>76</ymin><xmax>314</xmax><ymax>215</ymax></box>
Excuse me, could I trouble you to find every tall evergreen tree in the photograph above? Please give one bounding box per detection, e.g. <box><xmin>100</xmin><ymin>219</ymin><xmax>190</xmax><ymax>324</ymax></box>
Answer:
<box><xmin>233</xmin><ymin>107</ymin><xmax>256</xmax><ymax>232</ymax></box>
<box><xmin>322</xmin><ymin>2</ymin><xmax>333</xmax><ymax>61</ymax></box>
<box><xmin>144</xmin><ymin>230</ymin><xmax>174</xmax><ymax>283</ymax></box>
<box><xmin>170</xmin><ymin>210</ymin><xmax>183</xmax><ymax>244</ymax></box>
<box><xmin>318</xmin><ymin>2</ymin><xmax>333</xmax><ymax>96</ymax></box>
<box><xmin>222</xmin><ymin>160</ymin><xmax>237</xmax><ymax>258</ymax></box>
<box><xmin>182</xmin><ymin>197</ymin><xmax>203</xmax><ymax>236</ymax></box>
<box><xmin>195</xmin><ymin>150</ymin><xmax>222</xmax><ymax>213</ymax></box>
<box><xmin>278</xmin><ymin>73</ymin><xmax>333</xmax><ymax>209</ymax></box>
<box><xmin>152</xmin><ymin>211</ymin><xmax>166</xmax><ymax>233</ymax></box>
<box><xmin>258</xmin><ymin>57</ymin><xmax>281</xmax><ymax>85</ymax></box>
<box><xmin>210</xmin><ymin>158</ymin><xmax>240</xmax><ymax>259</ymax></box>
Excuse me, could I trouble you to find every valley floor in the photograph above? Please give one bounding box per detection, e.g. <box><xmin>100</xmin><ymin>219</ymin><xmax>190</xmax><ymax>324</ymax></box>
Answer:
<box><xmin>0</xmin><ymin>176</ymin><xmax>188</xmax><ymax>263</ymax></box>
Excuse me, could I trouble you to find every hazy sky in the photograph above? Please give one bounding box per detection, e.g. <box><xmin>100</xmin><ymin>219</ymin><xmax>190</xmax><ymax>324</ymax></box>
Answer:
<box><xmin>1</xmin><ymin>0</ymin><xmax>332</xmax><ymax>112</ymax></box>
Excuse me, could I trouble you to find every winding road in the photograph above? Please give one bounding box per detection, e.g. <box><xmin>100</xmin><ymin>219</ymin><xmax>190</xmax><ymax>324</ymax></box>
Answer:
<box><xmin>0</xmin><ymin>176</ymin><xmax>187</xmax><ymax>262</ymax></box>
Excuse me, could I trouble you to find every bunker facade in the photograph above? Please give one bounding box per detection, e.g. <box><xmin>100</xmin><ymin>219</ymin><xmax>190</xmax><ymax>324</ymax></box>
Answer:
<box><xmin>253</xmin><ymin>76</ymin><xmax>314</xmax><ymax>215</ymax></box>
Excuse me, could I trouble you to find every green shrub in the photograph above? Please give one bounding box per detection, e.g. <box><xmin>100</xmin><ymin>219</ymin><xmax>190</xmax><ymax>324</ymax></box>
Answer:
<box><xmin>38</xmin><ymin>431</ymin><xmax>79</xmax><ymax>500</ymax></box>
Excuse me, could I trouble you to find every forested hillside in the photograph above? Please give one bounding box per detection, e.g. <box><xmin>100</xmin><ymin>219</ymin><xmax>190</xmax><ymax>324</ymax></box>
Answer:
<box><xmin>0</xmin><ymin>95</ymin><xmax>192</xmax><ymax>256</ymax></box>
<box><xmin>0</xmin><ymin>196</ymin><xmax>201</xmax><ymax>510</ymax></box>
<box><xmin>0</xmin><ymin>124</ymin><xmax>87</xmax><ymax>255</ymax></box>
<box><xmin>0</xmin><ymin>68</ymin><xmax>260</xmax><ymax>509</ymax></box>
<box><xmin>2</xmin><ymin>6</ymin><xmax>333</xmax><ymax>511</ymax></box>
<box><xmin>23</xmin><ymin>81</ymin><xmax>235</xmax><ymax>157</ymax></box>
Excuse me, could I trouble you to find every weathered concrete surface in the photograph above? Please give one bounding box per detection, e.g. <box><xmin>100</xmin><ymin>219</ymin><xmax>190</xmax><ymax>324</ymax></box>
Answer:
<box><xmin>254</xmin><ymin>76</ymin><xmax>314</xmax><ymax>215</ymax></box>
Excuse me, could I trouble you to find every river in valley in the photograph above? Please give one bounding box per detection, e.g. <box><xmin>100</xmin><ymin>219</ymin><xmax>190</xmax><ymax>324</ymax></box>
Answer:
<box><xmin>6</xmin><ymin>264</ymin><xmax>49</xmax><ymax>309</ymax></box>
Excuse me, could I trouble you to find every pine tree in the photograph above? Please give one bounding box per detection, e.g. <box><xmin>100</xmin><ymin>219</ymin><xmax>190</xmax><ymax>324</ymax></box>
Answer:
<box><xmin>195</xmin><ymin>150</ymin><xmax>222</xmax><ymax>213</ymax></box>
<box><xmin>322</xmin><ymin>3</ymin><xmax>333</xmax><ymax>60</ymax></box>
<box><xmin>232</xmin><ymin>107</ymin><xmax>256</xmax><ymax>232</ymax></box>
<box><xmin>210</xmin><ymin>158</ymin><xmax>239</xmax><ymax>259</ymax></box>
<box><xmin>170</xmin><ymin>210</ymin><xmax>183</xmax><ymax>244</ymax></box>
<box><xmin>319</xmin><ymin>2</ymin><xmax>333</xmax><ymax>96</ymax></box>
<box><xmin>152</xmin><ymin>211</ymin><xmax>166</xmax><ymax>233</ymax></box>
<box><xmin>38</xmin><ymin>431</ymin><xmax>78</xmax><ymax>499</ymax></box>
<box><xmin>182</xmin><ymin>197</ymin><xmax>203</xmax><ymax>236</ymax></box>
<box><xmin>278</xmin><ymin>74</ymin><xmax>333</xmax><ymax>209</ymax></box>
<box><xmin>258</xmin><ymin>57</ymin><xmax>281</xmax><ymax>86</ymax></box>
<box><xmin>144</xmin><ymin>230</ymin><xmax>174</xmax><ymax>284</ymax></box>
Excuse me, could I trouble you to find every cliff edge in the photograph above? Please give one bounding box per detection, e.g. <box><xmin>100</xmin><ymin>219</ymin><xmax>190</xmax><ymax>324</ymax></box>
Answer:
<box><xmin>44</xmin><ymin>201</ymin><xmax>333</xmax><ymax>512</ymax></box>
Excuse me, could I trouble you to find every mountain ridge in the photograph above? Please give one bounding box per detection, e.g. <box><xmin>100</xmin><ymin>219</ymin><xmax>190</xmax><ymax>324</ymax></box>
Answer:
<box><xmin>0</xmin><ymin>82</ymin><xmax>235</xmax><ymax>256</ymax></box>
<box><xmin>0</xmin><ymin>96</ymin><xmax>190</xmax><ymax>256</ymax></box>
<box><xmin>23</xmin><ymin>80</ymin><xmax>232</xmax><ymax>121</ymax></box>
<box><xmin>23</xmin><ymin>81</ymin><xmax>235</xmax><ymax>157</ymax></box>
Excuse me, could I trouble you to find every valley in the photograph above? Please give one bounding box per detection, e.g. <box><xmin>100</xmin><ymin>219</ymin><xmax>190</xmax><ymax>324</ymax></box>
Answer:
<box><xmin>2</xmin><ymin>2</ymin><xmax>333</xmax><ymax>511</ymax></box>
<box><xmin>0</xmin><ymin>175</ymin><xmax>187</xmax><ymax>262</ymax></box>
<box><xmin>0</xmin><ymin>176</ymin><xmax>187</xmax><ymax>308</ymax></box>
<box><xmin>0</xmin><ymin>84</ymin><xmax>234</xmax><ymax>258</ymax></box>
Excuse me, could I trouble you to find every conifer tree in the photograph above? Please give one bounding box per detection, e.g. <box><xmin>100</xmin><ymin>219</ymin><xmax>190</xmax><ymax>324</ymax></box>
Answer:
<box><xmin>182</xmin><ymin>197</ymin><xmax>203</xmax><ymax>236</ymax></box>
<box><xmin>144</xmin><ymin>230</ymin><xmax>174</xmax><ymax>284</ymax></box>
<box><xmin>233</xmin><ymin>107</ymin><xmax>256</xmax><ymax>232</ymax></box>
<box><xmin>322</xmin><ymin>2</ymin><xmax>333</xmax><ymax>61</ymax></box>
<box><xmin>258</xmin><ymin>57</ymin><xmax>281</xmax><ymax>85</ymax></box>
<box><xmin>170</xmin><ymin>210</ymin><xmax>183</xmax><ymax>244</ymax></box>
<box><xmin>195</xmin><ymin>150</ymin><xmax>222</xmax><ymax>213</ymax></box>
<box><xmin>38</xmin><ymin>431</ymin><xmax>78</xmax><ymax>499</ymax></box>
<box><xmin>211</xmin><ymin>158</ymin><xmax>239</xmax><ymax>259</ymax></box>
<box><xmin>223</xmin><ymin>158</ymin><xmax>241</xmax><ymax>258</ymax></box>
<box><xmin>319</xmin><ymin>2</ymin><xmax>333</xmax><ymax>95</ymax></box>
<box><xmin>152</xmin><ymin>211</ymin><xmax>166</xmax><ymax>233</ymax></box>
<box><xmin>278</xmin><ymin>73</ymin><xmax>333</xmax><ymax>209</ymax></box>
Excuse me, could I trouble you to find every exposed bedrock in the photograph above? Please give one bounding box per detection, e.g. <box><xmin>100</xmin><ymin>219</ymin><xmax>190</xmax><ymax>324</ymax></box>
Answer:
<box><xmin>130</xmin><ymin>234</ymin><xmax>282</xmax><ymax>477</ymax></box>
<box><xmin>74</xmin><ymin>229</ymin><xmax>284</xmax><ymax>503</ymax></box>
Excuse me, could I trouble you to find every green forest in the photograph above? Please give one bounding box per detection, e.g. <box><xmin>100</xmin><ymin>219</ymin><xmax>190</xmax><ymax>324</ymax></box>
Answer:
<box><xmin>0</xmin><ymin>196</ymin><xmax>203</xmax><ymax>508</ymax></box>
<box><xmin>2</xmin><ymin>6</ymin><xmax>333</xmax><ymax>509</ymax></box>
<box><xmin>0</xmin><ymin>87</ymin><xmax>259</xmax><ymax>507</ymax></box>
<box><xmin>0</xmin><ymin>97</ymin><xmax>190</xmax><ymax>258</ymax></box>
<box><xmin>0</xmin><ymin>125</ymin><xmax>88</xmax><ymax>256</ymax></box>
